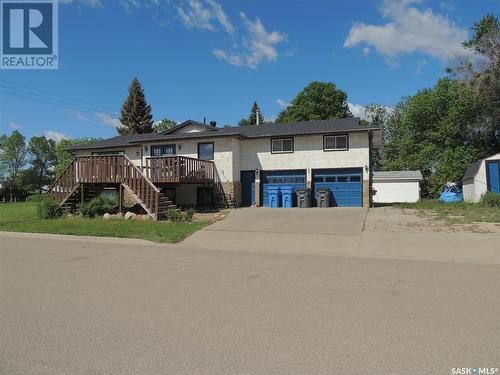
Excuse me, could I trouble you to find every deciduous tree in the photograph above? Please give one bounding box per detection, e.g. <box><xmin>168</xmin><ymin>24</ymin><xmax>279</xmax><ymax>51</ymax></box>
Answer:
<box><xmin>153</xmin><ymin>118</ymin><xmax>177</xmax><ymax>133</ymax></box>
<box><xmin>276</xmin><ymin>82</ymin><xmax>351</xmax><ymax>123</ymax></box>
<box><xmin>27</xmin><ymin>136</ymin><xmax>57</xmax><ymax>193</ymax></box>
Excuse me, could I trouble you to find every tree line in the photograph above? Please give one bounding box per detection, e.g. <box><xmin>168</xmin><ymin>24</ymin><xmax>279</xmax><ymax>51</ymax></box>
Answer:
<box><xmin>0</xmin><ymin>133</ymin><xmax>101</xmax><ymax>201</ymax></box>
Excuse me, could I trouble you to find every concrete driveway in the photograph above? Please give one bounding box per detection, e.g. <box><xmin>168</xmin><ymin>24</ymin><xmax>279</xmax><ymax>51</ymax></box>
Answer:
<box><xmin>182</xmin><ymin>207</ymin><xmax>500</xmax><ymax>264</ymax></box>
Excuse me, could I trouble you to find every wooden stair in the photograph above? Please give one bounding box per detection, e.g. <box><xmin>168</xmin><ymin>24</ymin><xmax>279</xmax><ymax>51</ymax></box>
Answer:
<box><xmin>47</xmin><ymin>155</ymin><xmax>176</xmax><ymax>220</ymax></box>
<box><xmin>59</xmin><ymin>183</ymin><xmax>106</xmax><ymax>212</ymax></box>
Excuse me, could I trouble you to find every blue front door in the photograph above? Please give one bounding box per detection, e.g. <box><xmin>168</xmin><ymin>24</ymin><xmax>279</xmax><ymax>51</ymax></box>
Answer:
<box><xmin>487</xmin><ymin>160</ymin><xmax>500</xmax><ymax>193</ymax></box>
<box><xmin>241</xmin><ymin>170</ymin><xmax>256</xmax><ymax>206</ymax></box>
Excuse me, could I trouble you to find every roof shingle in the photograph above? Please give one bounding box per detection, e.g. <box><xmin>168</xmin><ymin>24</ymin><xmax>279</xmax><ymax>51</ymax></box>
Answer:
<box><xmin>68</xmin><ymin>118</ymin><xmax>380</xmax><ymax>151</ymax></box>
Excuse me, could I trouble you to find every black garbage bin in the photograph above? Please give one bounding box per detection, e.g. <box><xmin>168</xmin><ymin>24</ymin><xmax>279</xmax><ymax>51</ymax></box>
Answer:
<box><xmin>315</xmin><ymin>189</ymin><xmax>330</xmax><ymax>207</ymax></box>
<box><xmin>296</xmin><ymin>189</ymin><xmax>310</xmax><ymax>208</ymax></box>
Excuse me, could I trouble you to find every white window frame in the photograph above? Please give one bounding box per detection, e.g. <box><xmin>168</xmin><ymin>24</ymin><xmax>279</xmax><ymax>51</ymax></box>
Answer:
<box><xmin>271</xmin><ymin>138</ymin><xmax>294</xmax><ymax>154</ymax></box>
<box><xmin>324</xmin><ymin>134</ymin><xmax>349</xmax><ymax>151</ymax></box>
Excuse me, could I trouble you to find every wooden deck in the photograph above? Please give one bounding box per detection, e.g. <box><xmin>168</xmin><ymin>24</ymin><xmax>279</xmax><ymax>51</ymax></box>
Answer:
<box><xmin>47</xmin><ymin>155</ymin><xmax>217</xmax><ymax>219</ymax></box>
<box><xmin>144</xmin><ymin>156</ymin><xmax>216</xmax><ymax>184</ymax></box>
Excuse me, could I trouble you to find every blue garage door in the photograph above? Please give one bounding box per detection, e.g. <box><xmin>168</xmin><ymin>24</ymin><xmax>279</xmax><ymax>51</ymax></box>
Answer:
<box><xmin>312</xmin><ymin>169</ymin><xmax>363</xmax><ymax>207</ymax></box>
<box><xmin>262</xmin><ymin>170</ymin><xmax>306</xmax><ymax>207</ymax></box>
<box><xmin>487</xmin><ymin>160</ymin><xmax>500</xmax><ymax>193</ymax></box>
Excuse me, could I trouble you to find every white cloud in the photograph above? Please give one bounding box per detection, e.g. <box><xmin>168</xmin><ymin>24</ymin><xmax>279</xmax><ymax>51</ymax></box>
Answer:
<box><xmin>178</xmin><ymin>0</ymin><xmax>214</xmax><ymax>31</ymax></box>
<box><xmin>206</xmin><ymin>0</ymin><xmax>235</xmax><ymax>34</ymax></box>
<box><xmin>178</xmin><ymin>0</ymin><xmax>234</xmax><ymax>34</ymax></box>
<box><xmin>67</xmin><ymin>109</ymin><xmax>89</xmax><ymax>122</ymax></box>
<box><xmin>414</xmin><ymin>58</ymin><xmax>427</xmax><ymax>74</ymax></box>
<box><xmin>95</xmin><ymin>112</ymin><xmax>122</xmax><ymax>128</ymax></box>
<box><xmin>348</xmin><ymin>103</ymin><xmax>367</xmax><ymax>120</ymax></box>
<box><xmin>240</xmin><ymin>13</ymin><xmax>287</xmax><ymax>68</ymax></box>
<box><xmin>44</xmin><ymin>130</ymin><xmax>68</xmax><ymax>142</ymax></box>
<box><xmin>8</xmin><ymin>122</ymin><xmax>22</xmax><ymax>130</ymax></box>
<box><xmin>276</xmin><ymin>99</ymin><xmax>290</xmax><ymax>109</ymax></box>
<box><xmin>212</xmin><ymin>49</ymin><xmax>243</xmax><ymax>67</ymax></box>
<box><xmin>59</xmin><ymin>0</ymin><xmax>103</xmax><ymax>8</ymax></box>
<box><xmin>213</xmin><ymin>13</ymin><xmax>286</xmax><ymax>69</ymax></box>
<box><xmin>344</xmin><ymin>0</ymin><xmax>469</xmax><ymax>64</ymax></box>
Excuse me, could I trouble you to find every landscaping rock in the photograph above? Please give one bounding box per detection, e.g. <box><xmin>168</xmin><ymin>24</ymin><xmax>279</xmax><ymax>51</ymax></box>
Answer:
<box><xmin>103</xmin><ymin>213</ymin><xmax>112</xmax><ymax>220</ymax></box>
<box><xmin>124</xmin><ymin>212</ymin><xmax>136</xmax><ymax>220</ymax></box>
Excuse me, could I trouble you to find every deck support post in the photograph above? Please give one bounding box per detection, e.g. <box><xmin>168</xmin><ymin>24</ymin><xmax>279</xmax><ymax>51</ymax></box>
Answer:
<box><xmin>80</xmin><ymin>183</ymin><xmax>84</xmax><ymax>204</ymax></box>
<box><xmin>118</xmin><ymin>184</ymin><xmax>123</xmax><ymax>214</ymax></box>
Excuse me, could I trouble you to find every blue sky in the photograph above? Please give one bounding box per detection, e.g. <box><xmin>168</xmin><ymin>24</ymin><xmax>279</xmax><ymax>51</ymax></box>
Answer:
<box><xmin>0</xmin><ymin>0</ymin><xmax>497</xmax><ymax>141</ymax></box>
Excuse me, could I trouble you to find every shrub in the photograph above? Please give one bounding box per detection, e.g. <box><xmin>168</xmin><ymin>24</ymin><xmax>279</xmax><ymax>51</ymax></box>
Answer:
<box><xmin>186</xmin><ymin>208</ymin><xmax>195</xmax><ymax>222</ymax></box>
<box><xmin>28</xmin><ymin>194</ymin><xmax>46</xmax><ymax>202</ymax></box>
<box><xmin>480</xmin><ymin>192</ymin><xmax>500</xmax><ymax>208</ymax></box>
<box><xmin>37</xmin><ymin>198</ymin><xmax>62</xmax><ymax>219</ymax></box>
<box><xmin>165</xmin><ymin>208</ymin><xmax>195</xmax><ymax>222</ymax></box>
<box><xmin>79</xmin><ymin>195</ymin><xmax>118</xmax><ymax>218</ymax></box>
<box><xmin>165</xmin><ymin>208</ymin><xmax>183</xmax><ymax>222</ymax></box>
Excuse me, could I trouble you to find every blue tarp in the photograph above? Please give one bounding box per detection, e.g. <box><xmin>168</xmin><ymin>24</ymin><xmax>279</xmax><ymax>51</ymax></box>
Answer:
<box><xmin>439</xmin><ymin>183</ymin><xmax>463</xmax><ymax>203</ymax></box>
<box><xmin>439</xmin><ymin>191</ymin><xmax>463</xmax><ymax>203</ymax></box>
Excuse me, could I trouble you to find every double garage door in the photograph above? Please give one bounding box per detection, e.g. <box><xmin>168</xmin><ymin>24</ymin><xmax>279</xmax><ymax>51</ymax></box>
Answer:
<box><xmin>259</xmin><ymin>168</ymin><xmax>363</xmax><ymax>207</ymax></box>
<box><xmin>312</xmin><ymin>168</ymin><xmax>363</xmax><ymax>207</ymax></box>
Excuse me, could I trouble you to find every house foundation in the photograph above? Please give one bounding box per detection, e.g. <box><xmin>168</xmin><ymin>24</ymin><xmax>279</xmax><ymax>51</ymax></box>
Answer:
<box><xmin>363</xmin><ymin>180</ymin><xmax>370</xmax><ymax>208</ymax></box>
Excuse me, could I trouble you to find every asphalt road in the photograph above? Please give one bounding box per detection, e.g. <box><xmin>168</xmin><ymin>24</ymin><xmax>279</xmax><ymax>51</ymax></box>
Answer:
<box><xmin>1</xmin><ymin>232</ymin><xmax>499</xmax><ymax>375</ymax></box>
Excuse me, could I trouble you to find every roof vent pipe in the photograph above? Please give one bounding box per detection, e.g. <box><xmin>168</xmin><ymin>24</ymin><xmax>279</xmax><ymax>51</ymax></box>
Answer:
<box><xmin>210</xmin><ymin>121</ymin><xmax>217</xmax><ymax>127</ymax></box>
<box><xmin>256</xmin><ymin>109</ymin><xmax>260</xmax><ymax>125</ymax></box>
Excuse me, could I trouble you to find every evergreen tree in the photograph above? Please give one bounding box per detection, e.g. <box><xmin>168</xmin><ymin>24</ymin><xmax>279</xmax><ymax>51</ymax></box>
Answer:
<box><xmin>248</xmin><ymin>101</ymin><xmax>264</xmax><ymax>125</ymax></box>
<box><xmin>239</xmin><ymin>102</ymin><xmax>264</xmax><ymax>126</ymax></box>
<box><xmin>118</xmin><ymin>78</ymin><xmax>154</xmax><ymax>135</ymax></box>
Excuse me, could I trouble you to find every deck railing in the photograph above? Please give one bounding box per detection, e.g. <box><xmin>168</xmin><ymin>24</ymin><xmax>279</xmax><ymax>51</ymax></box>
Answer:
<box><xmin>47</xmin><ymin>154</ymin><xmax>218</xmax><ymax>212</ymax></box>
<box><xmin>144</xmin><ymin>156</ymin><xmax>216</xmax><ymax>184</ymax></box>
<box><xmin>47</xmin><ymin>155</ymin><xmax>161</xmax><ymax>217</ymax></box>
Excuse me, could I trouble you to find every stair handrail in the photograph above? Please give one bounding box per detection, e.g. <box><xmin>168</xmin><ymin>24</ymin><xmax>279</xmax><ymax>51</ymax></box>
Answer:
<box><xmin>121</xmin><ymin>154</ymin><xmax>160</xmax><ymax>193</ymax></box>
<box><xmin>47</xmin><ymin>156</ymin><xmax>78</xmax><ymax>200</ymax></box>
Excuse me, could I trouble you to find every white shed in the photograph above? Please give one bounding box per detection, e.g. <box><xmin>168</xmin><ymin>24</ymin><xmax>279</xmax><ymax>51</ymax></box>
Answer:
<box><xmin>372</xmin><ymin>171</ymin><xmax>423</xmax><ymax>204</ymax></box>
<box><xmin>462</xmin><ymin>153</ymin><xmax>500</xmax><ymax>202</ymax></box>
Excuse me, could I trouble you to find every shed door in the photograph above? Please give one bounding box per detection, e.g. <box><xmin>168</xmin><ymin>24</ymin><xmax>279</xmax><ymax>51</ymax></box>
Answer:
<box><xmin>312</xmin><ymin>168</ymin><xmax>363</xmax><ymax>207</ymax></box>
<box><xmin>487</xmin><ymin>160</ymin><xmax>500</xmax><ymax>193</ymax></box>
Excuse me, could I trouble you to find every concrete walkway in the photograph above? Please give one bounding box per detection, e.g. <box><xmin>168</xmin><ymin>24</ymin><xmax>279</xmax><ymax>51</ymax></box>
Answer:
<box><xmin>181</xmin><ymin>207</ymin><xmax>500</xmax><ymax>264</ymax></box>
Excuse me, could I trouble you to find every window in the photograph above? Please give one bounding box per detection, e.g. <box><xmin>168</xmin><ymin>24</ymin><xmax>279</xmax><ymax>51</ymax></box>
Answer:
<box><xmin>324</xmin><ymin>134</ymin><xmax>349</xmax><ymax>151</ymax></box>
<box><xmin>271</xmin><ymin>138</ymin><xmax>294</xmax><ymax>153</ymax></box>
<box><xmin>198</xmin><ymin>142</ymin><xmax>214</xmax><ymax>160</ymax></box>
<box><xmin>350</xmin><ymin>175</ymin><xmax>361</xmax><ymax>182</ymax></box>
<box><xmin>338</xmin><ymin>176</ymin><xmax>349</xmax><ymax>183</ymax></box>
<box><xmin>151</xmin><ymin>144</ymin><xmax>176</xmax><ymax>157</ymax></box>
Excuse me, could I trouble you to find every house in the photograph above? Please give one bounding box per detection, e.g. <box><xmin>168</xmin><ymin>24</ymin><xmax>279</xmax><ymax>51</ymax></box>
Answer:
<box><xmin>462</xmin><ymin>153</ymin><xmax>500</xmax><ymax>202</ymax></box>
<box><xmin>48</xmin><ymin>118</ymin><xmax>381</xmax><ymax>219</ymax></box>
<box><xmin>372</xmin><ymin>171</ymin><xmax>423</xmax><ymax>204</ymax></box>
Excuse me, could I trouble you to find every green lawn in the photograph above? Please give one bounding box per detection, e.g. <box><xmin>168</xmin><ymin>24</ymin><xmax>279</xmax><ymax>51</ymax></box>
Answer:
<box><xmin>0</xmin><ymin>202</ymin><xmax>210</xmax><ymax>243</ymax></box>
<box><xmin>398</xmin><ymin>200</ymin><xmax>500</xmax><ymax>224</ymax></box>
